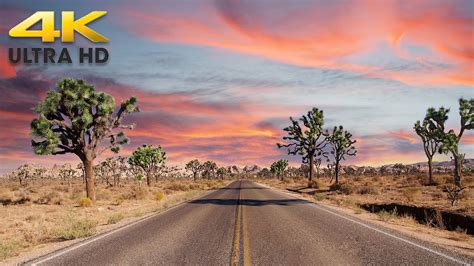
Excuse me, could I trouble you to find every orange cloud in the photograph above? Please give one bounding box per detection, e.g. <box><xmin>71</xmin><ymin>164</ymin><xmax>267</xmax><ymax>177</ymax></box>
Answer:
<box><xmin>118</xmin><ymin>0</ymin><xmax>473</xmax><ymax>86</ymax></box>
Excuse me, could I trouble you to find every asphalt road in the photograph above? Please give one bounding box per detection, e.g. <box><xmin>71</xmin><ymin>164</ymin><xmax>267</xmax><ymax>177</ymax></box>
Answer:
<box><xmin>28</xmin><ymin>180</ymin><xmax>473</xmax><ymax>265</ymax></box>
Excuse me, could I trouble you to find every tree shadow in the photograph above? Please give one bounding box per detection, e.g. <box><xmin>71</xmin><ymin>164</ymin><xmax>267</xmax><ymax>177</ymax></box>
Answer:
<box><xmin>189</xmin><ymin>198</ymin><xmax>307</xmax><ymax>206</ymax></box>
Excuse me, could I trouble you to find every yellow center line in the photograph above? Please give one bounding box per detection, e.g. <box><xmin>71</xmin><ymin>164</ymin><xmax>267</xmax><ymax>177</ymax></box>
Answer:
<box><xmin>231</xmin><ymin>183</ymin><xmax>242</xmax><ymax>266</ymax></box>
<box><xmin>242</xmin><ymin>200</ymin><xmax>251</xmax><ymax>266</ymax></box>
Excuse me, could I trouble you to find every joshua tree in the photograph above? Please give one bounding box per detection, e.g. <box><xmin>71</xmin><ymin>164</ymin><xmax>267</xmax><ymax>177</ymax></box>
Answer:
<box><xmin>59</xmin><ymin>163</ymin><xmax>77</xmax><ymax>187</ymax></box>
<box><xmin>216</xmin><ymin>167</ymin><xmax>227</xmax><ymax>180</ymax></box>
<box><xmin>186</xmin><ymin>159</ymin><xmax>202</xmax><ymax>181</ymax></box>
<box><xmin>270</xmin><ymin>159</ymin><xmax>288</xmax><ymax>180</ymax></box>
<box><xmin>278</xmin><ymin>107</ymin><xmax>327</xmax><ymax>182</ymax></box>
<box><xmin>16</xmin><ymin>164</ymin><xmax>34</xmax><ymax>186</ymax></box>
<box><xmin>414</xmin><ymin>115</ymin><xmax>442</xmax><ymax>185</ymax></box>
<box><xmin>326</xmin><ymin>126</ymin><xmax>357</xmax><ymax>185</ymax></box>
<box><xmin>202</xmin><ymin>161</ymin><xmax>218</xmax><ymax>179</ymax></box>
<box><xmin>129</xmin><ymin>144</ymin><xmax>166</xmax><ymax>186</ymax></box>
<box><xmin>424</xmin><ymin>98</ymin><xmax>473</xmax><ymax>186</ymax></box>
<box><xmin>31</xmin><ymin>78</ymin><xmax>138</xmax><ymax>201</ymax></box>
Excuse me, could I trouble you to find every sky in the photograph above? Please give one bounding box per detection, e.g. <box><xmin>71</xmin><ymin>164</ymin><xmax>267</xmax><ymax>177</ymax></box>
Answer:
<box><xmin>0</xmin><ymin>0</ymin><xmax>473</xmax><ymax>174</ymax></box>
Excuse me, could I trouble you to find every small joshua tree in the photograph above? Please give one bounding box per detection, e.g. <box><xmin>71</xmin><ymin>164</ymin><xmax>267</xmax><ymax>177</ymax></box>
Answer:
<box><xmin>326</xmin><ymin>126</ymin><xmax>357</xmax><ymax>185</ymax></box>
<box><xmin>129</xmin><ymin>144</ymin><xmax>166</xmax><ymax>186</ymax></box>
<box><xmin>185</xmin><ymin>159</ymin><xmax>202</xmax><ymax>181</ymax></box>
<box><xmin>270</xmin><ymin>159</ymin><xmax>288</xmax><ymax>180</ymax></box>
<box><xmin>202</xmin><ymin>161</ymin><xmax>218</xmax><ymax>179</ymax></box>
<box><xmin>278</xmin><ymin>107</ymin><xmax>327</xmax><ymax>182</ymax></box>
<box><xmin>414</xmin><ymin>118</ymin><xmax>441</xmax><ymax>185</ymax></box>
<box><xmin>424</xmin><ymin>98</ymin><xmax>473</xmax><ymax>187</ymax></box>
<box><xmin>216</xmin><ymin>167</ymin><xmax>227</xmax><ymax>180</ymax></box>
<box><xmin>31</xmin><ymin>78</ymin><xmax>139</xmax><ymax>200</ymax></box>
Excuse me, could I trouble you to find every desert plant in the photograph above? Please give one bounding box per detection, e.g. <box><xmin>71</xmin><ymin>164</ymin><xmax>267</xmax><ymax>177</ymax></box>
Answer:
<box><xmin>107</xmin><ymin>213</ymin><xmax>125</xmax><ymax>224</ymax></box>
<box><xmin>77</xmin><ymin>197</ymin><xmax>93</xmax><ymax>207</ymax></box>
<box><xmin>129</xmin><ymin>144</ymin><xmax>166</xmax><ymax>186</ymax></box>
<box><xmin>31</xmin><ymin>78</ymin><xmax>139</xmax><ymax>201</ymax></box>
<box><xmin>270</xmin><ymin>159</ymin><xmax>288</xmax><ymax>180</ymax></box>
<box><xmin>201</xmin><ymin>161</ymin><xmax>218</xmax><ymax>179</ymax></box>
<box><xmin>325</xmin><ymin>126</ymin><xmax>357</xmax><ymax>184</ymax></box>
<box><xmin>277</xmin><ymin>107</ymin><xmax>327</xmax><ymax>182</ymax></box>
<box><xmin>185</xmin><ymin>159</ymin><xmax>202</xmax><ymax>182</ymax></box>
<box><xmin>54</xmin><ymin>217</ymin><xmax>97</xmax><ymax>240</ymax></box>
<box><xmin>154</xmin><ymin>191</ymin><xmax>165</xmax><ymax>201</ymax></box>
<box><xmin>414</xmin><ymin>117</ymin><xmax>441</xmax><ymax>185</ymax></box>
<box><xmin>402</xmin><ymin>187</ymin><xmax>421</xmax><ymax>202</ymax></box>
<box><xmin>313</xmin><ymin>192</ymin><xmax>326</xmax><ymax>201</ymax></box>
<box><xmin>424</xmin><ymin>98</ymin><xmax>473</xmax><ymax>186</ymax></box>
<box><xmin>216</xmin><ymin>167</ymin><xmax>227</xmax><ymax>180</ymax></box>
<box><xmin>444</xmin><ymin>185</ymin><xmax>466</xmax><ymax>206</ymax></box>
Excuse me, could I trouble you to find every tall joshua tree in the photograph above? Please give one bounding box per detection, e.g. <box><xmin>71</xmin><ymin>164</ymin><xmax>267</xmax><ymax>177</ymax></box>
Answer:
<box><xmin>31</xmin><ymin>78</ymin><xmax>139</xmax><ymax>201</ymax></box>
<box><xmin>278</xmin><ymin>107</ymin><xmax>326</xmax><ymax>182</ymax></box>
<box><xmin>425</xmin><ymin>98</ymin><xmax>473</xmax><ymax>186</ymax></box>
<box><xmin>129</xmin><ymin>144</ymin><xmax>166</xmax><ymax>186</ymax></box>
<box><xmin>414</xmin><ymin>118</ymin><xmax>441</xmax><ymax>185</ymax></box>
<box><xmin>185</xmin><ymin>159</ymin><xmax>202</xmax><ymax>182</ymax></box>
<box><xmin>326</xmin><ymin>126</ymin><xmax>357</xmax><ymax>185</ymax></box>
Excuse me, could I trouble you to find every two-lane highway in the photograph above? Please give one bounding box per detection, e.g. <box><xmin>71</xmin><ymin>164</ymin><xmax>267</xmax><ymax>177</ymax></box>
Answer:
<box><xmin>29</xmin><ymin>180</ymin><xmax>473</xmax><ymax>265</ymax></box>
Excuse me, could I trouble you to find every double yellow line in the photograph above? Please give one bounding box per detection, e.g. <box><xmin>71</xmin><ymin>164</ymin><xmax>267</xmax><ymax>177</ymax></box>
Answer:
<box><xmin>231</xmin><ymin>181</ymin><xmax>251</xmax><ymax>266</ymax></box>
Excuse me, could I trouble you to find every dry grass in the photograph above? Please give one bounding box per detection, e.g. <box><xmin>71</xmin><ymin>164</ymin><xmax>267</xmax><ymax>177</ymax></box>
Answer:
<box><xmin>0</xmin><ymin>179</ymin><xmax>229</xmax><ymax>261</ymax></box>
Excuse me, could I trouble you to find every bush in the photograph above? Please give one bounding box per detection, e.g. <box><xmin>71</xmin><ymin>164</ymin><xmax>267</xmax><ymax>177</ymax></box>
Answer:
<box><xmin>402</xmin><ymin>187</ymin><xmax>421</xmax><ymax>202</ymax></box>
<box><xmin>308</xmin><ymin>180</ymin><xmax>324</xmax><ymax>189</ymax></box>
<box><xmin>120</xmin><ymin>186</ymin><xmax>149</xmax><ymax>200</ymax></box>
<box><xmin>154</xmin><ymin>191</ymin><xmax>165</xmax><ymax>201</ymax></box>
<box><xmin>54</xmin><ymin>217</ymin><xmax>97</xmax><ymax>240</ymax></box>
<box><xmin>166</xmin><ymin>182</ymin><xmax>189</xmax><ymax>191</ymax></box>
<box><xmin>358</xmin><ymin>185</ymin><xmax>378</xmax><ymax>195</ymax></box>
<box><xmin>313</xmin><ymin>192</ymin><xmax>326</xmax><ymax>201</ymax></box>
<box><xmin>107</xmin><ymin>213</ymin><xmax>125</xmax><ymax>224</ymax></box>
<box><xmin>331</xmin><ymin>183</ymin><xmax>355</xmax><ymax>195</ymax></box>
<box><xmin>0</xmin><ymin>240</ymin><xmax>20</xmax><ymax>261</ymax></box>
<box><xmin>77</xmin><ymin>197</ymin><xmax>92</xmax><ymax>207</ymax></box>
<box><xmin>35</xmin><ymin>191</ymin><xmax>63</xmax><ymax>205</ymax></box>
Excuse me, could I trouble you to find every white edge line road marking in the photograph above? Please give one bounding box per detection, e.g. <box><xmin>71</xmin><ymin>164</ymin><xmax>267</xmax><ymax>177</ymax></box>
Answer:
<box><xmin>261</xmin><ymin>182</ymin><xmax>470</xmax><ymax>266</ymax></box>
<box><xmin>30</xmin><ymin>187</ymin><xmax>222</xmax><ymax>266</ymax></box>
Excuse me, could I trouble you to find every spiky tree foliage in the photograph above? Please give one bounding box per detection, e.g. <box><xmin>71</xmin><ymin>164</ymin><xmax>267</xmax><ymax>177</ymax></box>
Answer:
<box><xmin>216</xmin><ymin>167</ymin><xmax>227</xmax><ymax>180</ymax></box>
<box><xmin>129</xmin><ymin>144</ymin><xmax>166</xmax><ymax>186</ymax></box>
<box><xmin>277</xmin><ymin>107</ymin><xmax>327</xmax><ymax>182</ymax></box>
<box><xmin>102</xmin><ymin>156</ymin><xmax>128</xmax><ymax>187</ymax></box>
<box><xmin>16</xmin><ymin>164</ymin><xmax>34</xmax><ymax>186</ymax></box>
<box><xmin>185</xmin><ymin>159</ymin><xmax>202</xmax><ymax>182</ymax></box>
<box><xmin>31</xmin><ymin>78</ymin><xmax>138</xmax><ymax>200</ymax></box>
<box><xmin>326</xmin><ymin>126</ymin><xmax>357</xmax><ymax>185</ymax></box>
<box><xmin>202</xmin><ymin>160</ymin><xmax>218</xmax><ymax>179</ymax></box>
<box><xmin>414</xmin><ymin>117</ymin><xmax>442</xmax><ymax>185</ymax></box>
<box><xmin>270</xmin><ymin>159</ymin><xmax>288</xmax><ymax>180</ymax></box>
<box><xmin>424</xmin><ymin>98</ymin><xmax>473</xmax><ymax>186</ymax></box>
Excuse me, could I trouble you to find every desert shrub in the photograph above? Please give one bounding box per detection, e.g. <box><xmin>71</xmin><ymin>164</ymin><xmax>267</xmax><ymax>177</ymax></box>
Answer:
<box><xmin>154</xmin><ymin>191</ymin><xmax>165</xmax><ymax>201</ymax></box>
<box><xmin>53</xmin><ymin>185</ymin><xmax>69</xmax><ymax>193</ymax></box>
<box><xmin>166</xmin><ymin>182</ymin><xmax>189</xmax><ymax>191</ymax></box>
<box><xmin>54</xmin><ymin>217</ymin><xmax>97</xmax><ymax>240</ymax></box>
<box><xmin>464</xmin><ymin>176</ymin><xmax>474</xmax><ymax>186</ymax></box>
<box><xmin>402</xmin><ymin>187</ymin><xmax>421</xmax><ymax>202</ymax></box>
<box><xmin>0</xmin><ymin>239</ymin><xmax>21</xmax><ymax>261</ymax></box>
<box><xmin>107</xmin><ymin>213</ymin><xmax>125</xmax><ymax>224</ymax></box>
<box><xmin>334</xmin><ymin>183</ymin><xmax>355</xmax><ymax>195</ymax></box>
<box><xmin>35</xmin><ymin>191</ymin><xmax>63</xmax><ymax>205</ymax></box>
<box><xmin>308</xmin><ymin>180</ymin><xmax>325</xmax><ymax>189</ymax></box>
<box><xmin>378</xmin><ymin>207</ymin><xmax>398</xmax><ymax>222</ymax></box>
<box><xmin>313</xmin><ymin>192</ymin><xmax>326</xmax><ymax>201</ymax></box>
<box><xmin>111</xmin><ymin>197</ymin><xmax>124</xmax><ymax>206</ymax></box>
<box><xmin>120</xmin><ymin>186</ymin><xmax>149</xmax><ymax>200</ymax></box>
<box><xmin>444</xmin><ymin>185</ymin><xmax>466</xmax><ymax>206</ymax></box>
<box><xmin>77</xmin><ymin>197</ymin><xmax>93</xmax><ymax>207</ymax></box>
<box><xmin>358</xmin><ymin>185</ymin><xmax>379</xmax><ymax>195</ymax></box>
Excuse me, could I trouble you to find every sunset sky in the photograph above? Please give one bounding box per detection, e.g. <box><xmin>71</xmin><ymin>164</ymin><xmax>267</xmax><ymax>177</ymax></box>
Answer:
<box><xmin>1</xmin><ymin>0</ymin><xmax>473</xmax><ymax>174</ymax></box>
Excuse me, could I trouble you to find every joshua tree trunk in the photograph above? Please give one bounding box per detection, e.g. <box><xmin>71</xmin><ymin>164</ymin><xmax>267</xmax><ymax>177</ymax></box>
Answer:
<box><xmin>454</xmin><ymin>155</ymin><xmax>462</xmax><ymax>187</ymax></box>
<box><xmin>193</xmin><ymin>172</ymin><xmax>197</xmax><ymax>182</ymax></box>
<box><xmin>83</xmin><ymin>159</ymin><xmax>96</xmax><ymax>201</ymax></box>
<box><xmin>309</xmin><ymin>156</ymin><xmax>314</xmax><ymax>182</ymax></box>
<box><xmin>427</xmin><ymin>158</ymin><xmax>433</xmax><ymax>185</ymax></box>
<box><xmin>335</xmin><ymin>160</ymin><xmax>340</xmax><ymax>185</ymax></box>
<box><xmin>146</xmin><ymin>173</ymin><xmax>151</xmax><ymax>186</ymax></box>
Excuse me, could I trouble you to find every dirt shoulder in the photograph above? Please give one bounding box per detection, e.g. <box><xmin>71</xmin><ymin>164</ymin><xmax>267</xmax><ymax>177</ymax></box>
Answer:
<box><xmin>256</xmin><ymin>179</ymin><xmax>474</xmax><ymax>258</ymax></box>
<box><xmin>1</xmin><ymin>179</ymin><xmax>231</xmax><ymax>264</ymax></box>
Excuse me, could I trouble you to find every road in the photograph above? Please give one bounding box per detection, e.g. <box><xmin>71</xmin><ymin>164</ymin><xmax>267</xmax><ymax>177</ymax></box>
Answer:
<box><xmin>28</xmin><ymin>180</ymin><xmax>472</xmax><ymax>265</ymax></box>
